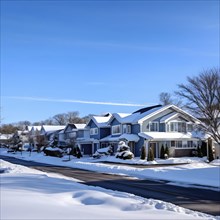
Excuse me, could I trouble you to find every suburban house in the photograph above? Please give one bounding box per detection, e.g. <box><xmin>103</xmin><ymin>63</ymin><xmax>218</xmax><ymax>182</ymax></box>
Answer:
<box><xmin>78</xmin><ymin>113</ymin><xmax>112</xmax><ymax>155</ymax></box>
<box><xmin>10</xmin><ymin>104</ymin><xmax>218</xmax><ymax>159</ymax></box>
<box><xmin>86</xmin><ymin>104</ymin><xmax>203</xmax><ymax>158</ymax></box>
<box><xmin>40</xmin><ymin>125</ymin><xmax>66</xmax><ymax>142</ymax></box>
<box><xmin>58</xmin><ymin>123</ymin><xmax>87</xmax><ymax>147</ymax></box>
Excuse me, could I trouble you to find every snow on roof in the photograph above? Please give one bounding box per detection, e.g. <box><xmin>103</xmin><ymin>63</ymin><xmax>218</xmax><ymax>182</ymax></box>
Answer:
<box><xmin>117</xmin><ymin>113</ymin><xmax>132</xmax><ymax>118</ymax></box>
<box><xmin>111</xmin><ymin>106</ymin><xmax>164</xmax><ymax>124</ymax></box>
<box><xmin>100</xmin><ymin>134</ymin><xmax>139</xmax><ymax>142</ymax></box>
<box><xmin>73</xmin><ymin>124</ymin><xmax>86</xmax><ymax>129</ymax></box>
<box><xmin>42</xmin><ymin>125</ymin><xmax>66</xmax><ymax>132</ymax></box>
<box><xmin>119</xmin><ymin>134</ymin><xmax>140</xmax><ymax>142</ymax></box>
<box><xmin>91</xmin><ymin>114</ymin><xmax>112</xmax><ymax>127</ymax></box>
<box><xmin>191</xmin><ymin>131</ymin><xmax>211</xmax><ymax>140</ymax></box>
<box><xmin>138</xmin><ymin>132</ymin><xmax>198</xmax><ymax>140</ymax></box>
<box><xmin>29</xmin><ymin>126</ymin><xmax>42</xmax><ymax>131</ymax></box>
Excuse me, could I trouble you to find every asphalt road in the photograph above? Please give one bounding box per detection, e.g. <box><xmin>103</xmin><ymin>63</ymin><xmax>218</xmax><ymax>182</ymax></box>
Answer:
<box><xmin>1</xmin><ymin>155</ymin><xmax>220</xmax><ymax>216</ymax></box>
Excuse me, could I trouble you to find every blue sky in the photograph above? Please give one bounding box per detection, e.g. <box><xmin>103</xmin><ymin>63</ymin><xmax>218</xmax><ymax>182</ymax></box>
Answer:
<box><xmin>1</xmin><ymin>0</ymin><xmax>219</xmax><ymax>124</ymax></box>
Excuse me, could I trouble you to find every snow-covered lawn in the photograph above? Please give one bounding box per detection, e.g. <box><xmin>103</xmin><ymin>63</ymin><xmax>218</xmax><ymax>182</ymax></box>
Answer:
<box><xmin>1</xmin><ymin>159</ymin><xmax>218</xmax><ymax>220</ymax></box>
<box><xmin>1</xmin><ymin>148</ymin><xmax>219</xmax><ymax>190</ymax></box>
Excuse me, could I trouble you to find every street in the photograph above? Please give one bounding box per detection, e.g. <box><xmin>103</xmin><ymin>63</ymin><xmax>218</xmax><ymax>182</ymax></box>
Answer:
<box><xmin>1</xmin><ymin>155</ymin><xmax>220</xmax><ymax>216</ymax></box>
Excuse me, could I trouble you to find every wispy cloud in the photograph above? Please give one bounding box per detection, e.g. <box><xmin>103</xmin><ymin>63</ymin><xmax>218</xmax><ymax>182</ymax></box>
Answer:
<box><xmin>4</xmin><ymin>96</ymin><xmax>148</xmax><ymax>107</ymax></box>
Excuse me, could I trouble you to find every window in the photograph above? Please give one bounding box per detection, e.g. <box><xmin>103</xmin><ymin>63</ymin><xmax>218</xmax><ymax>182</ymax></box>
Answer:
<box><xmin>149</xmin><ymin>122</ymin><xmax>158</xmax><ymax>131</ymax></box>
<box><xmin>176</xmin><ymin>141</ymin><xmax>182</xmax><ymax>148</ymax></box>
<box><xmin>90</xmin><ymin>128</ymin><xmax>98</xmax><ymax>135</ymax></box>
<box><xmin>187</xmin><ymin>124</ymin><xmax>193</xmax><ymax>132</ymax></box>
<box><xmin>112</xmin><ymin>125</ymin><xmax>121</xmax><ymax>135</ymax></box>
<box><xmin>122</xmin><ymin>124</ymin><xmax>131</xmax><ymax>134</ymax></box>
<box><xmin>169</xmin><ymin>122</ymin><xmax>186</xmax><ymax>133</ymax></box>
<box><xmin>127</xmin><ymin>125</ymin><xmax>131</xmax><ymax>134</ymax></box>
<box><xmin>171</xmin><ymin>141</ymin><xmax>175</xmax><ymax>147</ymax></box>
<box><xmin>187</xmin><ymin>141</ymin><xmax>193</xmax><ymax>148</ymax></box>
<box><xmin>122</xmin><ymin>125</ymin><xmax>127</xmax><ymax>134</ymax></box>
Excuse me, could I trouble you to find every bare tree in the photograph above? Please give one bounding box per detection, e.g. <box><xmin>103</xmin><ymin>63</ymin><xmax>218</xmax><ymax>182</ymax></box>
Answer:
<box><xmin>159</xmin><ymin>92</ymin><xmax>173</xmax><ymax>105</ymax></box>
<box><xmin>159</xmin><ymin>92</ymin><xmax>182</xmax><ymax>107</ymax></box>
<box><xmin>53</xmin><ymin>114</ymin><xmax>67</xmax><ymax>125</ymax></box>
<box><xmin>0</xmin><ymin>124</ymin><xmax>18</xmax><ymax>134</ymax></box>
<box><xmin>176</xmin><ymin>67</ymin><xmax>220</xmax><ymax>145</ymax></box>
<box><xmin>66</xmin><ymin>111</ymin><xmax>84</xmax><ymax>124</ymax></box>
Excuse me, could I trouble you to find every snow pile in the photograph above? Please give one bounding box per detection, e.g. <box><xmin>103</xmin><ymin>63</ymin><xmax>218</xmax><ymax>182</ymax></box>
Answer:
<box><xmin>210</xmin><ymin>159</ymin><xmax>220</xmax><ymax>166</ymax></box>
<box><xmin>1</xmin><ymin>159</ymin><xmax>218</xmax><ymax>220</ymax></box>
<box><xmin>1</xmin><ymin>148</ymin><xmax>220</xmax><ymax>189</ymax></box>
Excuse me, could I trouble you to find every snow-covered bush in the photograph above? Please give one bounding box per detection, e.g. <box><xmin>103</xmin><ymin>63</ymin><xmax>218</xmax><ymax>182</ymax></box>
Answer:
<box><xmin>115</xmin><ymin>141</ymin><xmax>134</xmax><ymax>160</ymax></box>
<box><xmin>44</xmin><ymin>147</ymin><xmax>63</xmax><ymax>158</ymax></box>
<box><xmin>93</xmin><ymin>146</ymin><xmax>113</xmax><ymax>159</ymax></box>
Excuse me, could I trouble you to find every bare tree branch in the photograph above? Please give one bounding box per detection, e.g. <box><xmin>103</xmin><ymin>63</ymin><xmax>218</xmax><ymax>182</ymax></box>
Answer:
<box><xmin>176</xmin><ymin>67</ymin><xmax>220</xmax><ymax>144</ymax></box>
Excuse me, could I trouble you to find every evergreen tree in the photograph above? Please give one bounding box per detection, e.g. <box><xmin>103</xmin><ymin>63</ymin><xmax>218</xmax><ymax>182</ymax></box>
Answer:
<box><xmin>76</xmin><ymin>146</ymin><xmax>82</xmax><ymax>158</ymax></box>
<box><xmin>160</xmin><ymin>145</ymin><xmax>165</xmax><ymax>159</ymax></box>
<box><xmin>140</xmin><ymin>146</ymin><xmax>146</xmax><ymax>160</ymax></box>
<box><xmin>201</xmin><ymin>142</ymin><xmax>207</xmax><ymax>156</ymax></box>
<box><xmin>197</xmin><ymin>145</ymin><xmax>203</xmax><ymax>158</ymax></box>
<box><xmin>147</xmin><ymin>147</ymin><xmax>154</xmax><ymax>161</ymax></box>
<box><xmin>165</xmin><ymin>145</ymin><xmax>169</xmax><ymax>158</ymax></box>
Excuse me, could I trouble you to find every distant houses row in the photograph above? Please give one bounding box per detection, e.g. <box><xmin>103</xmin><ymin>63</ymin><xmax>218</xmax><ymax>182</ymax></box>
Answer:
<box><xmin>2</xmin><ymin>104</ymin><xmax>220</xmax><ymax>159</ymax></box>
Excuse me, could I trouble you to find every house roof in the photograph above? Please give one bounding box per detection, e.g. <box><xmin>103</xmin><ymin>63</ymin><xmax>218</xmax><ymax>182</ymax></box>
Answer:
<box><xmin>87</xmin><ymin>114</ymin><xmax>112</xmax><ymax>128</ymax></box>
<box><xmin>41</xmin><ymin>125</ymin><xmax>66</xmax><ymax>132</ymax></box>
<box><xmin>100</xmin><ymin>134</ymin><xmax>140</xmax><ymax>142</ymax></box>
<box><xmin>108</xmin><ymin>105</ymin><xmax>164</xmax><ymax>124</ymax></box>
<box><xmin>138</xmin><ymin>132</ymin><xmax>198</xmax><ymax>141</ymax></box>
<box><xmin>63</xmin><ymin>123</ymin><xmax>87</xmax><ymax>133</ymax></box>
<box><xmin>137</xmin><ymin>104</ymin><xmax>201</xmax><ymax>124</ymax></box>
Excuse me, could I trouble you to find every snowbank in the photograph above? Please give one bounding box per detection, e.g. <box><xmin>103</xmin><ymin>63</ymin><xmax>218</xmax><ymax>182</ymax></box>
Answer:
<box><xmin>1</xmin><ymin>148</ymin><xmax>219</xmax><ymax>189</ymax></box>
<box><xmin>1</xmin><ymin>159</ymin><xmax>218</xmax><ymax>220</ymax></box>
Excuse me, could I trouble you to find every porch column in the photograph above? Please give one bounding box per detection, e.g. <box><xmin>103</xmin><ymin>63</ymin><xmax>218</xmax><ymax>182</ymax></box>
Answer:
<box><xmin>145</xmin><ymin>140</ymin><xmax>149</xmax><ymax>158</ymax></box>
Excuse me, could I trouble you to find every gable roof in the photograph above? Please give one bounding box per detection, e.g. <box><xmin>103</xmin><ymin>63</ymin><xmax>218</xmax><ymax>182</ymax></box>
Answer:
<box><xmin>107</xmin><ymin>104</ymin><xmax>201</xmax><ymax>125</ymax></box>
<box><xmin>137</xmin><ymin>104</ymin><xmax>201</xmax><ymax>124</ymax></box>
<box><xmin>63</xmin><ymin>123</ymin><xmax>87</xmax><ymax>133</ymax></box>
<box><xmin>108</xmin><ymin>105</ymin><xmax>164</xmax><ymax>124</ymax></box>
<box><xmin>41</xmin><ymin>125</ymin><xmax>66</xmax><ymax>133</ymax></box>
<box><xmin>87</xmin><ymin>114</ymin><xmax>112</xmax><ymax>128</ymax></box>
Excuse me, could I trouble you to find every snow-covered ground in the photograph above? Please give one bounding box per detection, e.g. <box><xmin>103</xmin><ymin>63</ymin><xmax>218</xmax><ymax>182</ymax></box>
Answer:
<box><xmin>1</xmin><ymin>159</ymin><xmax>219</xmax><ymax>220</ymax></box>
<box><xmin>1</xmin><ymin>148</ymin><xmax>219</xmax><ymax>190</ymax></box>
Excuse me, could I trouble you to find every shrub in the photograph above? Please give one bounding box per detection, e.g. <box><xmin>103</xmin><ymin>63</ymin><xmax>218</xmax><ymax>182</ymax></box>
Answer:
<box><xmin>44</xmin><ymin>147</ymin><xmax>63</xmax><ymax>158</ymax></box>
<box><xmin>160</xmin><ymin>145</ymin><xmax>165</xmax><ymax>159</ymax></box>
<box><xmin>165</xmin><ymin>145</ymin><xmax>169</xmax><ymax>158</ymax></box>
<box><xmin>140</xmin><ymin>146</ymin><xmax>146</xmax><ymax>160</ymax></box>
<box><xmin>115</xmin><ymin>141</ymin><xmax>134</xmax><ymax>160</ymax></box>
<box><xmin>147</xmin><ymin>147</ymin><xmax>154</xmax><ymax>161</ymax></box>
<box><xmin>208</xmin><ymin>139</ymin><xmax>214</xmax><ymax>162</ymax></box>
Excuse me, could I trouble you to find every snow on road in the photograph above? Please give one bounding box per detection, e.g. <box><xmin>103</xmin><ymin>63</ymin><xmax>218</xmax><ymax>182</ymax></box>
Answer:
<box><xmin>1</xmin><ymin>148</ymin><xmax>219</xmax><ymax>190</ymax></box>
<box><xmin>1</xmin><ymin>159</ymin><xmax>218</xmax><ymax>220</ymax></box>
